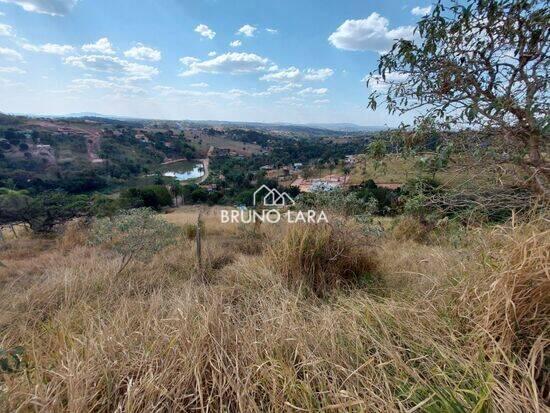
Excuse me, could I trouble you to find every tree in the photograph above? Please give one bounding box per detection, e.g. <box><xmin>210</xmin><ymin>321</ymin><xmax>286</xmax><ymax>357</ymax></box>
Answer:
<box><xmin>368</xmin><ymin>0</ymin><xmax>549</xmax><ymax>195</ymax></box>
<box><xmin>4</xmin><ymin>192</ymin><xmax>91</xmax><ymax>233</ymax></box>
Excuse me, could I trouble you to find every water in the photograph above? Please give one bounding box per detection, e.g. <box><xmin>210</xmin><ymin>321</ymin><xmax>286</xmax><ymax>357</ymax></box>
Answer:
<box><xmin>163</xmin><ymin>163</ymin><xmax>204</xmax><ymax>181</ymax></box>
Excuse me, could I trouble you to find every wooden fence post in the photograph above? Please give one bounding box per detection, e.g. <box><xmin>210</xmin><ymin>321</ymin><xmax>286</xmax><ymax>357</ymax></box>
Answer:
<box><xmin>195</xmin><ymin>212</ymin><xmax>202</xmax><ymax>270</ymax></box>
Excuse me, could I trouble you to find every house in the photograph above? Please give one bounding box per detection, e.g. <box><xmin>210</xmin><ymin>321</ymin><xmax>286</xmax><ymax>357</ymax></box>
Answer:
<box><xmin>291</xmin><ymin>174</ymin><xmax>349</xmax><ymax>193</ymax></box>
<box><xmin>260</xmin><ymin>165</ymin><xmax>274</xmax><ymax>171</ymax></box>
<box><xmin>293</xmin><ymin>162</ymin><xmax>303</xmax><ymax>170</ymax></box>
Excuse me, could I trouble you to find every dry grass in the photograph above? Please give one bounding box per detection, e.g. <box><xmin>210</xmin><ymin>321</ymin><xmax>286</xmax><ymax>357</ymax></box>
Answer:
<box><xmin>0</xmin><ymin>208</ymin><xmax>548</xmax><ymax>412</ymax></box>
<box><xmin>269</xmin><ymin>221</ymin><xmax>379</xmax><ymax>297</ymax></box>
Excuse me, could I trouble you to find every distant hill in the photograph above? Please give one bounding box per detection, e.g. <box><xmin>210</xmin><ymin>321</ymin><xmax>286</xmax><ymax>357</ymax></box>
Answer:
<box><xmin>303</xmin><ymin>123</ymin><xmax>387</xmax><ymax>133</ymax></box>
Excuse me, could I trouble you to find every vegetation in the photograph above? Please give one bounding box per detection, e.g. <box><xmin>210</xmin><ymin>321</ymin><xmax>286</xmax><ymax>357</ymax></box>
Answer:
<box><xmin>368</xmin><ymin>0</ymin><xmax>549</xmax><ymax>195</ymax></box>
<box><xmin>0</xmin><ymin>207</ymin><xmax>547</xmax><ymax>411</ymax></box>
<box><xmin>0</xmin><ymin>1</ymin><xmax>547</xmax><ymax>410</ymax></box>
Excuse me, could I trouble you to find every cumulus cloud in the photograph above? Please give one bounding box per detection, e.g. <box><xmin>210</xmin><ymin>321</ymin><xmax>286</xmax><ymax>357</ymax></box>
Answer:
<box><xmin>260</xmin><ymin>67</ymin><xmax>333</xmax><ymax>83</ymax></box>
<box><xmin>411</xmin><ymin>6</ymin><xmax>432</xmax><ymax>16</ymax></box>
<box><xmin>82</xmin><ymin>37</ymin><xmax>115</xmax><ymax>55</ymax></box>
<box><xmin>0</xmin><ymin>65</ymin><xmax>25</xmax><ymax>73</ymax></box>
<box><xmin>297</xmin><ymin>87</ymin><xmax>328</xmax><ymax>95</ymax></box>
<box><xmin>266</xmin><ymin>28</ymin><xmax>278</xmax><ymax>34</ymax></box>
<box><xmin>190</xmin><ymin>82</ymin><xmax>209</xmax><ymax>88</ymax></box>
<box><xmin>362</xmin><ymin>72</ymin><xmax>409</xmax><ymax>90</ymax></box>
<box><xmin>0</xmin><ymin>46</ymin><xmax>22</xmax><ymax>61</ymax></box>
<box><xmin>179</xmin><ymin>52</ymin><xmax>272</xmax><ymax>77</ymax></box>
<box><xmin>229</xmin><ymin>40</ymin><xmax>242</xmax><ymax>48</ymax></box>
<box><xmin>328</xmin><ymin>12</ymin><xmax>415</xmax><ymax>52</ymax></box>
<box><xmin>64</xmin><ymin>55</ymin><xmax>159</xmax><ymax>80</ymax></box>
<box><xmin>0</xmin><ymin>0</ymin><xmax>78</xmax><ymax>16</ymax></box>
<box><xmin>195</xmin><ymin>24</ymin><xmax>215</xmax><ymax>39</ymax></box>
<box><xmin>237</xmin><ymin>24</ymin><xmax>256</xmax><ymax>37</ymax></box>
<box><xmin>22</xmin><ymin>43</ymin><xmax>74</xmax><ymax>55</ymax></box>
<box><xmin>124</xmin><ymin>44</ymin><xmax>161</xmax><ymax>62</ymax></box>
<box><xmin>208</xmin><ymin>51</ymin><xmax>217</xmax><ymax>57</ymax></box>
<box><xmin>0</xmin><ymin>23</ymin><xmax>14</xmax><ymax>37</ymax></box>
<box><xmin>180</xmin><ymin>56</ymin><xmax>200</xmax><ymax>66</ymax></box>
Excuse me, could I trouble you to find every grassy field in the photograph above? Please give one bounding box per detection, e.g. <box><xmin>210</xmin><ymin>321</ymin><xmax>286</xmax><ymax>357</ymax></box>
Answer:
<box><xmin>0</xmin><ymin>206</ymin><xmax>547</xmax><ymax>412</ymax></box>
<box><xmin>350</xmin><ymin>154</ymin><xmax>524</xmax><ymax>190</ymax></box>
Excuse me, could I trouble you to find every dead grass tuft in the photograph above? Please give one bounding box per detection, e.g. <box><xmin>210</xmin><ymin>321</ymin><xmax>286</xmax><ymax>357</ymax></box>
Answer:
<box><xmin>269</xmin><ymin>222</ymin><xmax>379</xmax><ymax>296</ymax></box>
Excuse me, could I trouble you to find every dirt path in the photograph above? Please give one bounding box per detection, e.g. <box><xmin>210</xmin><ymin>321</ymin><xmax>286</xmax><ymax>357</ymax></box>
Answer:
<box><xmin>197</xmin><ymin>157</ymin><xmax>210</xmax><ymax>183</ymax></box>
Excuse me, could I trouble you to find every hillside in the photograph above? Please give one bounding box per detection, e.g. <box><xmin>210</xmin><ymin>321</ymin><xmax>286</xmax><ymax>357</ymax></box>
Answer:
<box><xmin>0</xmin><ymin>206</ymin><xmax>547</xmax><ymax>411</ymax></box>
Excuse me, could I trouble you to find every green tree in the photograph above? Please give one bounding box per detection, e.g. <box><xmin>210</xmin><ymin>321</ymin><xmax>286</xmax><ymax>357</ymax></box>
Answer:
<box><xmin>368</xmin><ymin>0</ymin><xmax>549</xmax><ymax>195</ymax></box>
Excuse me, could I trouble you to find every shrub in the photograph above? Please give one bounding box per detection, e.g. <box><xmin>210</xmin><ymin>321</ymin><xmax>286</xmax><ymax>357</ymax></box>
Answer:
<box><xmin>295</xmin><ymin>189</ymin><xmax>377</xmax><ymax>217</ymax></box>
<box><xmin>89</xmin><ymin>208</ymin><xmax>181</xmax><ymax>274</ymax></box>
<box><xmin>120</xmin><ymin>185</ymin><xmax>172</xmax><ymax>210</ymax></box>
<box><xmin>269</xmin><ymin>223</ymin><xmax>379</xmax><ymax>297</ymax></box>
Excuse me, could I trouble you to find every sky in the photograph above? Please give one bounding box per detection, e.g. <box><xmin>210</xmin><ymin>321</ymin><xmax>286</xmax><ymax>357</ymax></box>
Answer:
<box><xmin>0</xmin><ymin>0</ymin><xmax>432</xmax><ymax>125</ymax></box>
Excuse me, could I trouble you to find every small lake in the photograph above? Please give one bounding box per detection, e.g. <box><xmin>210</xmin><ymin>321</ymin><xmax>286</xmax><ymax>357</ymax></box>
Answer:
<box><xmin>162</xmin><ymin>162</ymin><xmax>204</xmax><ymax>181</ymax></box>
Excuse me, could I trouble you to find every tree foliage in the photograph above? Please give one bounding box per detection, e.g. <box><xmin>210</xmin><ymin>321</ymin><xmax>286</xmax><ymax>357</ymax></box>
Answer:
<box><xmin>368</xmin><ymin>0</ymin><xmax>549</xmax><ymax>194</ymax></box>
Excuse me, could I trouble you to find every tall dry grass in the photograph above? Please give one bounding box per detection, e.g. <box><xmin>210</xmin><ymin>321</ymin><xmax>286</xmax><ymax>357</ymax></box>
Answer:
<box><xmin>0</xmin><ymin>208</ymin><xmax>548</xmax><ymax>412</ymax></box>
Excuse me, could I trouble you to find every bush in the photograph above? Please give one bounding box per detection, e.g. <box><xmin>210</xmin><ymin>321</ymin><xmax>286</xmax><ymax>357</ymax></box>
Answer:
<box><xmin>89</xmin><ymin>208</ymin><xmax>181</xmax><ymax>273</ymax></box>
<box><xmin>295</xmin><ymin>189</ymin><xmax>377</xmax><ymax>217</ymax></box>
<box><xmin>269</xmin><ymin>223</ymin><xmax>379</xmax><ymax>297</ymax></box>
<box><xmin>120</xmin><ymin>185</ymin><xmax>172</xmax><ymax>210</ymax></box>
<box><xmin>0</xmin><ymin>191</ymin><xmax>91</xmax><ymax>234</ymax></box>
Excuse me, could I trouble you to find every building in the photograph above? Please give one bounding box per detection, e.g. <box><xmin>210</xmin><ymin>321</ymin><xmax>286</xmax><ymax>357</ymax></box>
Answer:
<box><xmin>291</xmin><ymin>174</ymin><xmax>349</xmax><ymax>193</ymax></box>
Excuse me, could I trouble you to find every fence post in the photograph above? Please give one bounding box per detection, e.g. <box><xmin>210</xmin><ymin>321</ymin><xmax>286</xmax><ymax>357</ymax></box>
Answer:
<box><xmin>195</xmin><ymin>212</ymin><xmax>202</xmax><ymax>270</ymax></box>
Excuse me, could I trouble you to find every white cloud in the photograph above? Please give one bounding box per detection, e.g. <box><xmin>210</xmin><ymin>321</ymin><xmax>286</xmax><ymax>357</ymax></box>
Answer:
<box><xmin>363</xmin><ymin>72</ymin><xmax>409</xmax><ymax>91</ymax></box>
<box><xmin>124</xmin><ymin>44</ymin><xmax>161</xmax><ymax>62</ymax></box>
<box><xmin>82</xmin><ymin>37</ymin><xmax>115</xmax><ymax>55</ymax></box>
<box><xmin>297</xmin><ymin>87</ymin><xmax>328</xmax><ymax>96</ymax></box>
<box><xmin>266</xmin><ymin>28</ymin><xmax>278</xmax><ymax>34</ymax></box>
<box><xmin>267</xmin><ymin>83</ymin><xmax>301</xmax><ymax>93</ymax></box>
<box><xmin>0</xmin><ymin>23</ymin><xmax>13</xmax><ymax>36</ymax></box>
<box><xmin>237</xmin><ymin>24</ymin><xmax>256</xmax><ymax>37</ymax></box>
<box><xmin>314</xmin><ymin>99</ymin><xmax>330</xmax><ymax>104</ymax></box>
<box><xmin>22</xmin><ymin>43</ymin><xmax>74</xmax><ymax>55</ymax></box>
<box><xmin>70</xmin><ymin>78</ymin><xmax>145</xmax><ymax>96</ymax></box>
<box><xmin>260</xmin><ymin>67</ymin><xmax>333</xmax><ymax>83</ymax></box>
<box><xmin>0</xmin><ymin>46</ymin><xmax>22</xmax><ymax>61</ymax></box>
<box><xmin>180</xmin><ymin>56</ymin><xmax>200</xmax><ymax>66</ymax></box>
<box><xmin>411</xmin><ymin>6</ymin><xmax>432</xmax><ymax>16</ymax></box>
<box><xmin>0</xmin><ymin>11</ymin><xmax>5</xmax><ymax>16</ymax></box>
<box><xmin>195</xmin><ymin>24</ymin><xmax>215</xmax><ymax>39</ymax></box>
<box><xmin>154</xmin><ymin>85</ymin><xmax>245</xmax><ymax>100</ymax></box>
<box><xmin>0</xmin><ymin>0</ymin><xmax>77</xmax><ymax>16</ymax></box>
<box><xmin>328</xmin><ymin>13</ymin><xmax>415</xmax><ymax>52</ymax></box>
<box><xmin>190</xmin><ymin>82</ymin><xmax>208</xmax><ymax>88</ymax></box>
<box><xmin>229</xmin><ymin>40</ymin><xmax>242</xmax><ymax>48</ymax></box>
<box><xmin>303</xmin><ymin>68</ymin><xmax>334</xmax><ymax>81</ymax></box>
<box><xmin>0</xmin><ymin>65</ymin><xmax>25</xmax><ymax>73</ymax></box>
<box><xmin>208</xmin><ymin>51</ymin><xmax>217</xmax><ymax>57</ymax></box>
<box><xmin>64</xmin><ymin>55</ymin><xmax>159</xmax><ymax>80</ymax></box>
<box><xmin>179</xmin><ymin>52</ymin><xmax>271</xmax><ymax>77</ymax></box>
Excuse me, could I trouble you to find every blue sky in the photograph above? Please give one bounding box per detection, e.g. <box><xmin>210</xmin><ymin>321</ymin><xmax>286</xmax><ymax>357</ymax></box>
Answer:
<box><xmin>0</xmin><ymin>0</ymin><xmax>432</xmax><ymax>125</ymax></box>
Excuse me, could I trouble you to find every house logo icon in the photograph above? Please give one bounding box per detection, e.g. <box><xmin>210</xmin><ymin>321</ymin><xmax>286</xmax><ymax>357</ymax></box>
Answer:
<box><xmin>253</xmin><ymin>185</ymin><xmax>296</xmax><ymax>208</ymax></box>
